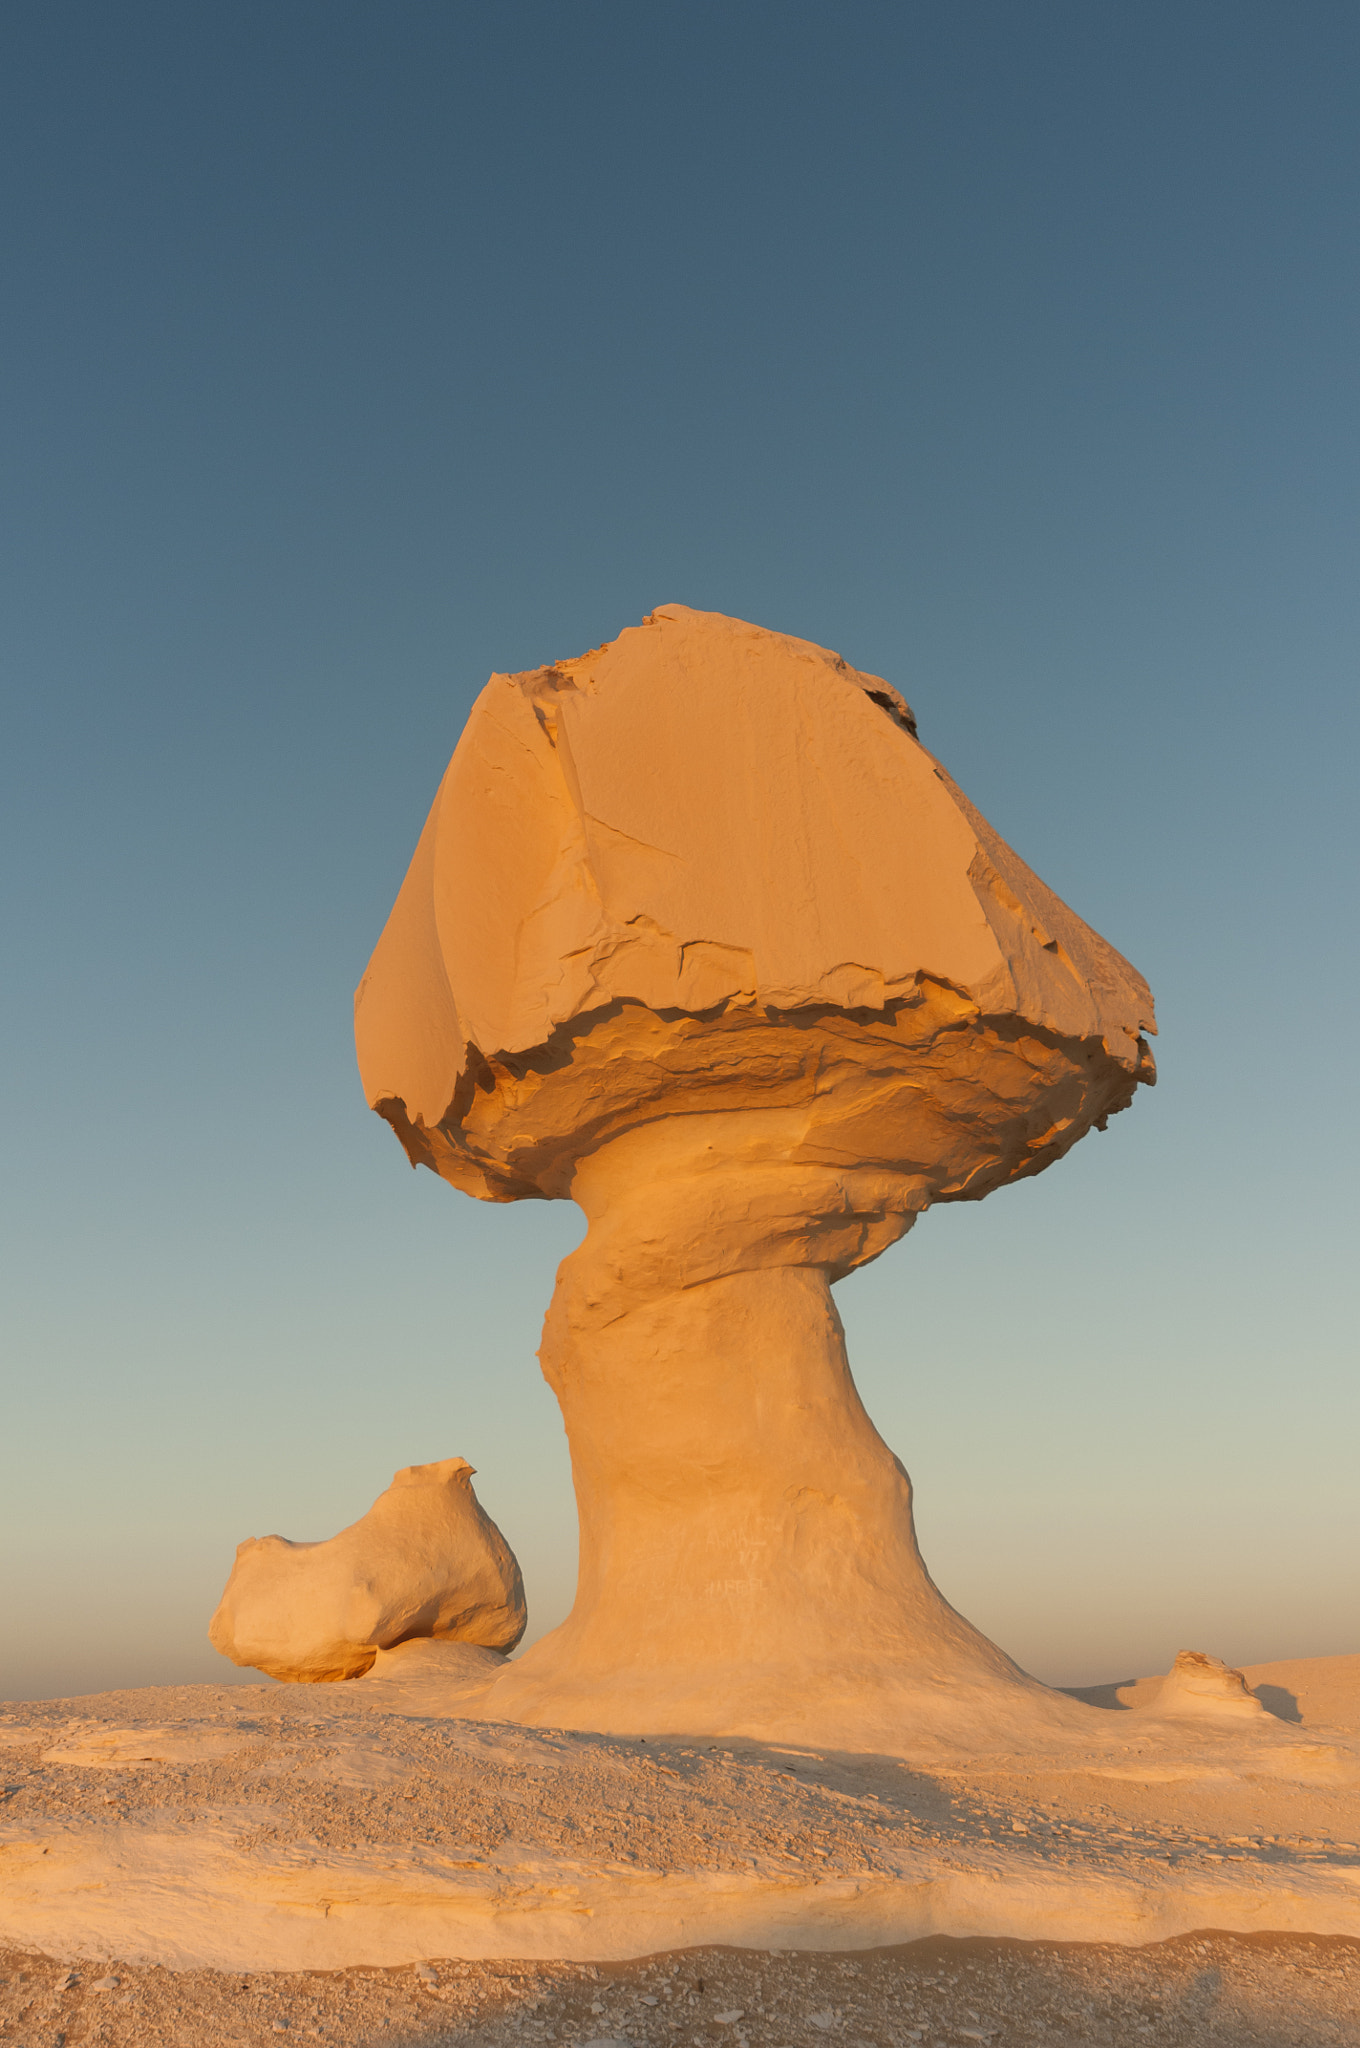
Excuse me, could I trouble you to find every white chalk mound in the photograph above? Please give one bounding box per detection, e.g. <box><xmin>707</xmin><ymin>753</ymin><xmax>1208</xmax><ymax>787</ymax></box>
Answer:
<box><xmin>1148</xmin><ymin>1649</ymin><xmax>1270</xmax><ymax>1720</ymax></box>
<box><xmin>209</xmin><ymin>1457</ymin><xmax>526</xmax><ymax>1682</ymax></box>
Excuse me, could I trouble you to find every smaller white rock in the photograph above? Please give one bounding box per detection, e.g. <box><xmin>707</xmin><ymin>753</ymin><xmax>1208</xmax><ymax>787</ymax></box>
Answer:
<box><xmin>209</xmin><ymin>1457</ymin><xmax>525</xmax><ymax>1683</ymax></box>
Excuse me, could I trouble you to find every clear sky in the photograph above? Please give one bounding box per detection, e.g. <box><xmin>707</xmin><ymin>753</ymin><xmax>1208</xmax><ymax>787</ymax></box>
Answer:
<box><xmin>2</xmin><ymin>2</ymin><xmax>1356</xmax><ymax>1703</ymax></box>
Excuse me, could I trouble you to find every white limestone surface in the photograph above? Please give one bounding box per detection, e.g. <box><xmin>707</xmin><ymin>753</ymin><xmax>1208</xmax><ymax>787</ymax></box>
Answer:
<box><xmin>1</xmin><ymin>1647</ymin><xmax>1356</xmax><ymax>1972</ymax></box>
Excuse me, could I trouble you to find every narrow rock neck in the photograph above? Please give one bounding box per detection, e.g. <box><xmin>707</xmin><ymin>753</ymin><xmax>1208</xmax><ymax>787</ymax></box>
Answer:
<box><xmin>525</xmin><ymin>1117</ymin><xmax>1000</xmax><ymax>1687</ymax></box>
<box><xmin>541</xmin><ymin>1255</ymin><xmax>930</xmax><ymax>1660</ymax></box>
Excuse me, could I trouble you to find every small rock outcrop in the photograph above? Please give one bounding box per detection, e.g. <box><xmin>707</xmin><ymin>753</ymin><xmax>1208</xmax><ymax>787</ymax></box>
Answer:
<box><xmin>209</xmin><ymin>1458</ymin><xmax>525</xmax><ymax>1682</ymax></box>
<box><xmin>1152</xmin><ymin>1650</ymin><xmax>1268</xmax><ymax>1719</ymax></box>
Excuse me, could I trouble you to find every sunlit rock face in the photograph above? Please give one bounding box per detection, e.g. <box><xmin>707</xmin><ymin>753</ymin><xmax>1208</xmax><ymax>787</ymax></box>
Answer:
<box><xmin>1152</xmin><ymin>1651</ymin><xmax>1270</xmax><ymax>1721</ymax></box>
<box><xmin>355</xmin><ymin>606</ymin><xmax>1156</xmax><ymax>1746</ymax></box>
<box><xmin>357</xmin><ymin>603</ymin><xmax>1153</xmax><ymax>1205</ymax></box>
<box><xmin>209</xmin><ymin>1459</ymin><xmax>525</xmax><ymax>1683</ymax></box>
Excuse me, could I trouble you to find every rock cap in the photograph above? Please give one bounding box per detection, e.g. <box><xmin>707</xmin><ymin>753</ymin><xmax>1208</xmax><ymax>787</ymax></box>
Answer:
<box><xmin>356</xmin><ymin>605</ymin><xmax>1155</xmax><ymax>1201</ymax></box>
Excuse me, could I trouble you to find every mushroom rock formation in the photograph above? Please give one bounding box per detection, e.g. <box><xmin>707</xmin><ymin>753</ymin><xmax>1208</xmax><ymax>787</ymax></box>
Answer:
<box><xmin>355</xmin><ymin>605</ymin><xmax>1156</xmax><ymax>1746</ymax></box>
<box><xmin>209</xmin><ymin>1458</ymin><xmax>525</xmax><ymax>1683</ymax></box>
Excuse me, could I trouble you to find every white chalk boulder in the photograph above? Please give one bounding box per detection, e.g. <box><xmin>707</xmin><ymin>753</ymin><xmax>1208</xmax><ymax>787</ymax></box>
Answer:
<box><xmin>209</xmin><ymin>1457</ymin><xmax>526</xmax><ymax>1682</ymax></box>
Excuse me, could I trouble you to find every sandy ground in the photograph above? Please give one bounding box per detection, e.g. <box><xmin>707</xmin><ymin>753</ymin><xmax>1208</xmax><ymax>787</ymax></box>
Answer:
<box><xmin>4</xmin><ymin>1931</ymin><xmax>1360</xmax><ymax>2046</ymax></box>
<box><xmin>2</xmin><ymin>1654</ymin><xmax>1358</xmax><ymax>2040</ymax></box>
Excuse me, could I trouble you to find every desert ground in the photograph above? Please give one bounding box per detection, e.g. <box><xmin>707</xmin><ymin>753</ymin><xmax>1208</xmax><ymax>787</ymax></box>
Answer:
<box><xmin>4</xmin><ymin>1928</ymin><xmax>1360</xmax><ymax>2047</ymax></box>
<box><xmin>3</xmin><ymin>1651</ymin><xmax>1358</xmax><ymax>2045</ymax></box>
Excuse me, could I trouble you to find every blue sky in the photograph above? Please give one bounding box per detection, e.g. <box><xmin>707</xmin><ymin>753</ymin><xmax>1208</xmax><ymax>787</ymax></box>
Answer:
<box><xmin>2</xmin><ymin>2</ymin><xmax>1356</xmax><ymax>1701</ymax></box>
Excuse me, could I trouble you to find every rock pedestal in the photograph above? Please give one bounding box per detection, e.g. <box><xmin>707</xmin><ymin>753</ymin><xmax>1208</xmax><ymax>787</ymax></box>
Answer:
<box><xmin>354</xmin><ymin>606</ymin><xmax>1157</xmax><ymax>1740</ymax></box>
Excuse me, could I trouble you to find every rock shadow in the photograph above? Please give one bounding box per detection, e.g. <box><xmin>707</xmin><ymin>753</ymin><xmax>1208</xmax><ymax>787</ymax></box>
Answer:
<box><xmin>1252</xmin><ymin>1683</ymin><xmax>1302</xmax><ymax>1723</ymax></box>
<box><xmin>1058</xmin><ymin>1679</ymin><xmax>1137</xmax><ymax>1711</ymax></box>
